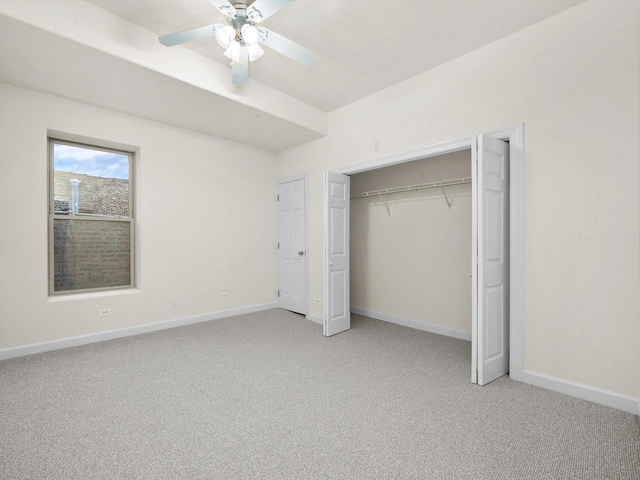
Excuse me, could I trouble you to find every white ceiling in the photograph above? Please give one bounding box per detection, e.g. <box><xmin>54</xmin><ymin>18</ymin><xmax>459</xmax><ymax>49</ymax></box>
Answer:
<box><xmin>0</xmin><ymin>0</ymin><xmax>585</xmax><ymax>152</ymax></box>
<box><xmin>88</xmin><ymin>0</ymin><xmax>584</xmax><ymax>112</ymax></box>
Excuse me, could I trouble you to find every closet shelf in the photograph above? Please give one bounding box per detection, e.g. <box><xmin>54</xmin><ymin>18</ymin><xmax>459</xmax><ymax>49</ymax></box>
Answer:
<box><xmin>350</xmin><ymin>176</ymin><xmax>472</xmax><ymax>199</ymax></box>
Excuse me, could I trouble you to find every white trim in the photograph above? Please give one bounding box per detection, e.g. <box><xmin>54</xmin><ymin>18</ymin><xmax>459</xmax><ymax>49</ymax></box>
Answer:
<box><xmin>225</xmin><ymin>303</ymin><xmax>278</xmax><ymax>317</ymax></box>
<box><xmin>306</xmin><ymin>314</ymin><xmax>323</xmax><ymax>325</ymax></box>
<box><xmin>322</xmin><ymin>171</ymin><xmax>329</xmax><ymax>334</ymax></box>
<box><xmin>471</xmin><ymin>136</ymin><xmax>478</xmax><ymax>383</ymax></box>
<box><xmin>276</xmin><ymin>173</ymin><xmax>309</xmax><ymax>316</ymax></box>
<box><xmin>522</xmin><ymin>371</ymin><xmax>639</xmax><ymax>416</ymax></box>
<box><xmin>0</xmin><ymin>302</ymin><xmax>277</xmax><ymax>361</ymax></box>
<box><xmin>327</xmin><ymin>123</ymin><xmax>525</xmax><ymax>381</ymax></box>
<box><xmin>351</xmin><ymin>306</ymin><xmax>471</xmax><ymax>341</ymax></box>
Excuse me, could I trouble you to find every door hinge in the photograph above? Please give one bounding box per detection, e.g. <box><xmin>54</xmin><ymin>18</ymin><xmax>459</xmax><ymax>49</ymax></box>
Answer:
<box><xmin>277</xmin><ymin>194</ymin><xmax>280</xmax><ymax>201</ymax></box>
<box><xmin>277</xmin><ymin>290</ymin><xmax>280</xmax><ymax>297</ymax></box>
<box><xmin>277</xmin><ymin>242</ymin><xmax>280</xmax><ymax>249</ymax></box>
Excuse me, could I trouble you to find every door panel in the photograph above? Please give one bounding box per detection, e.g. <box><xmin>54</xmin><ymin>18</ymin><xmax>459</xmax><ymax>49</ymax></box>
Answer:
<box><xmin>473</xmin><ymin>135</ymin><xmax>510</xmax><ymax>386</ymax></box>
<box><xmin>330</xmin><ymin>207</ymin><xmax>345</xmax><ymax>254</ymax></box>
<box><xmin>277</xmin><ymin>178</ymin><xmax>306</xmax><ymax>315</ymax></box>
<box><xmin>324</xmin><ymin>171</ymin><xmax>350</xmax><ymax>336</ymax></box>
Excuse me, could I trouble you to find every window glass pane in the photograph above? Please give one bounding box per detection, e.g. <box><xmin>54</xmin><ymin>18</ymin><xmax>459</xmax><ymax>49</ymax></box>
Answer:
<box><xmin>53</xmin><ymin>143</ymin><xmax>130</xmax><ymax>217</ymax></box>
<box><xmin>53</xmin><ymin>219</ymin><xmax>131</xmax><ymax>292</ymax></box>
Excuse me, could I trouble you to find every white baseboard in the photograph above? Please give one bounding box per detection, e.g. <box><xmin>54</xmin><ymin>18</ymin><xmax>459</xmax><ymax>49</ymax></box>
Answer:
<box><xmin>225</xmin><ymin>302</ymin><xmax>278</xmax><ymax>317</ymax></box>
<box><xmin>0</xmin><ymin>302</ymin><xmax>278</xmax><ymax>361</ymax></box>
<box><xmin>306</xmin><ymin>314</ymin><xmax>323</xmax><ymax>325</ymax></box>
<box><xmin>351</xmin><ymin>306</ymin><xmax>471</xmax><ymax>341</ymax></box>
<box><xmin>522</xmin><ymin>371</ymin><xmax>639</xmax><ymax>416</ymax></box>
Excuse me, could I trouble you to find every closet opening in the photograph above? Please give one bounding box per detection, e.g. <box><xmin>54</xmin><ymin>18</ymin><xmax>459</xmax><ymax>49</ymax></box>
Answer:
<box><xmin>350</xmin><ymin>149</ymin><xmax>474</xmax><ymax>345</ymax></box>
<box><xmin>322</xmin><ymin>125</ymin><xmax>524</xmax><ymax>385</ymax></box>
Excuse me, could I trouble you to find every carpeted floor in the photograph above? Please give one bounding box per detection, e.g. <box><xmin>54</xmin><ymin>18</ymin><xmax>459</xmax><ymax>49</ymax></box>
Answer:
<box><xmin>1</xmin><ymin>309</ymin><xmax>639</xmax><ymax>479</ymax></box>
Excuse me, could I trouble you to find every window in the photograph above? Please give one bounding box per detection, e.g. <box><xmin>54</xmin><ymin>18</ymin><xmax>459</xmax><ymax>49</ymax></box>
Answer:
<box><xmin>49</xmin><ymin>139</ymin><xmax>134</xmax><ymax>294</ymax></box>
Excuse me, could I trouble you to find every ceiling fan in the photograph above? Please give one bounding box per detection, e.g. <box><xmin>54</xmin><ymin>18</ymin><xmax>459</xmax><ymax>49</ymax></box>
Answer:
<box><xmin>158</xmin><ymin>0</ymin><xmax>315</xmax><ymax>85</ymax></box>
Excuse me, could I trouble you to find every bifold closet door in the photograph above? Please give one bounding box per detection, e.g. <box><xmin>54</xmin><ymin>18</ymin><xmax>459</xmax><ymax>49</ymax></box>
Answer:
<box><xmin>472</xmin><ymin>135</ymin><xmax>510</xmax><ymax>386</ymax></box>
<box><xmin>323</xmin><ymin>171</ymin><xmax>350</xmax><ymax>337</ymax></box>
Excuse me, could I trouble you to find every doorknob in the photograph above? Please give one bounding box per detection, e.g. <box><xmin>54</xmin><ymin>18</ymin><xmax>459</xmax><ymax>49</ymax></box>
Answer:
<box><xmin>329</xmin><ymin>262</ymin><xmax>333</xmax><ymax>266</ymax></box>
<box><xmin>298</xmin><ymin>251</ymin><xmax>304</xmax><ymax>256</ymax></box>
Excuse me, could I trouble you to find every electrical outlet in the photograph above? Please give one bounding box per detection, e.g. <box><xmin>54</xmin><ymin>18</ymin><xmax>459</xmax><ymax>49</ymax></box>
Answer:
<box><xmin>99</xmin><ymin>308</ymin><xmax>111</xmax><ymax>316</ymax></box>
<box><xmin>314</xmin><ymin>298</ymin><xmax>321</xmax><ymax>304</ymax></box>
<box><xmin>220</xmin><ymin>292</ymin><xmax>228</xmax><ymax>299</ymax></box>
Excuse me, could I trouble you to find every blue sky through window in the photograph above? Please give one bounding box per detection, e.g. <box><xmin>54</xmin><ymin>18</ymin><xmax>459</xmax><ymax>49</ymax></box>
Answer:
<box><xmin>54</xmin><ymin>143</ymin><xmax>129</xmax><ymax>180</ymax></box>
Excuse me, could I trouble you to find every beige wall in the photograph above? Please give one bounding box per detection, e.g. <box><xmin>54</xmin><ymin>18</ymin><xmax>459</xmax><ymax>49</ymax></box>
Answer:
<box><xmin>276</xmin><ymin>1</ymin><xmax>640</xmax><ymax>400</ymax></box>
<box><xmin>0</xmin><ymin>0</ymin><xmax>637</xmax><ymax>406</ymax></box>
<box><xmin>351</xmin><ymin>151</ymin><xmax>472</xmax><ymax>334</ymax></box>
<box><xmin>0</xmin><ymin>83</ymin><xmax>276</xmax><ymax>350</ymax></box>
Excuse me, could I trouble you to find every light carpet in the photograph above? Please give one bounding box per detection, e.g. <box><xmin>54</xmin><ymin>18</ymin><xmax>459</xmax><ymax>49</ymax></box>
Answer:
<box><xmin>1</xmin><ymin>309</ymin><xmax>639</xmax><ymax>479</ymax></box>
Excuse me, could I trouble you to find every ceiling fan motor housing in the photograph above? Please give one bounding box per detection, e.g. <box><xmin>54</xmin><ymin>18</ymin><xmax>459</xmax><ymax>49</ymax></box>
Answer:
<box><xmin>229</xmin><ymin>2</ymin><xmax>254</xmax><ymax>42</ymax></box>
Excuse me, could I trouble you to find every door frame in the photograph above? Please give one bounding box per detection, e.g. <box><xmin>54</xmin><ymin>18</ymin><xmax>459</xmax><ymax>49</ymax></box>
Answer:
<box><xmin>276</xmin><ymin>173</ymin><xmax>310</xmax><ymax>317</ymax></box>
<box><xmin>327</xmin><ymin>123</ymin><xmax>524</xmax><ymax>382</ymax></box>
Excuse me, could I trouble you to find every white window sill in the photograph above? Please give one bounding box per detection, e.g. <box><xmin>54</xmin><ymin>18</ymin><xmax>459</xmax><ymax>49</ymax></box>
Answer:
<box><xmin>47</xmin><ymin>288</ymin><xmax>142</xmax><ymax>303</ymax></box>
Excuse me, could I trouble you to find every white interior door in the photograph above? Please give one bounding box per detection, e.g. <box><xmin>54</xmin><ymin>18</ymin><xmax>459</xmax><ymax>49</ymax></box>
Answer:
<box><xmin>277</xmin><ymin>178</ymin><xmax>306</xmax><ymax>315</ymax></box>
<box><xmin>323</xmin><ymin>171</ymin><xmax>350</xmax><ymax>336</ymax></box>
<box><xmin>472</xmin><ymin>134</ymin><xmax>510</xmax><ymax>386</ymax></box>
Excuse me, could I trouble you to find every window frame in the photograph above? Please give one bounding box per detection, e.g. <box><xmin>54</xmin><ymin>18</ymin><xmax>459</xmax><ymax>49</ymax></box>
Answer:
<box><xmin>48</xmin><ymin>138</ymin><xmax>135</xmax><ymax>295</ymax></box>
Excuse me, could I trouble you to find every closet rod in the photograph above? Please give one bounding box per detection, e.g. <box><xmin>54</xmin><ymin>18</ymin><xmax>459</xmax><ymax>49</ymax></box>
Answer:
<box><xmin>351</xmin><ymin>176</ymin><xmax>472</xmax><ymax>199</ymax></box>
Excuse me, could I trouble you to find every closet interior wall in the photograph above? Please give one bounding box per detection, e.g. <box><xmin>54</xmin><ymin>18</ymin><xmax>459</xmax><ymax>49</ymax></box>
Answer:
<box><xmin>350</xmin><ymin>149</ymin><xmax>473</xmax><ymax>336</ymax></box>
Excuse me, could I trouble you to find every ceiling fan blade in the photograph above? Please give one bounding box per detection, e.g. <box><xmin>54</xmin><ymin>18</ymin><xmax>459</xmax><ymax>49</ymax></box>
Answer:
<box><xmin>232</xmin><ymin>48</ymin><xmax>249</xmax><ymax>85</ymax></box>
<box><xmin>159</xmin><ymin>23</ymin><xmax>223</xmax><ymax>47</ymax></box>
<box><xmin>257</xmin><ymin>27</ymin><xmax>315</xmax><ymax>66</ymax></box>
<box><xmin>247</xmin><ymin>0</ymin><xmax>294</xmax><ymax>23</ymax></box>
<box><xmin>209</xmin><ymin>0</ymin><xmax>237</xmax><ymax>18</ymax></box>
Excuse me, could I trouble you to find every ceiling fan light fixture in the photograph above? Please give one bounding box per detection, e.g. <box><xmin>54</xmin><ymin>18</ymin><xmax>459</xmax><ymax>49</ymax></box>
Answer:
<box><xmin>246</xmin><ymin>44</ymin><xmax>264</xmax><ymax>61</ymax></box>
<box><xmin>158</xmin><ymin>0</ymin><xmax>316</xmax><ymax>85</ymax></box>
<box><xmin>223</xmin><ymin>40</ymin><xmax>242</xmax><ymax>64</ymax></box>
<box><xmin>215</xmin><ymin>25</ymin><xmax>236</xmax><ymax>48</ymax></box>
<box><xmin>241</xmin><ymin>24</ymin><xmax>259</xmax><ymax>46</ymax></box>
